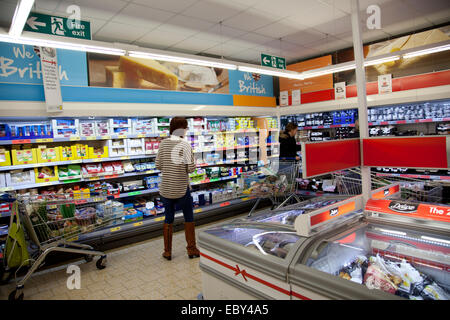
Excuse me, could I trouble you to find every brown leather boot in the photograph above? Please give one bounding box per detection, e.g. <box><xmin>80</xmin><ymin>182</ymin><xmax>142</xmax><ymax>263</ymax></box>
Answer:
<box><xmin>184</xmin><ymin>222</ymin><xmax>200</xmax><ymax>259</ymax></box>
<box><xmin>162</xmin><ymin>223</ymin><xmax>173</xmax><ymax>260</ymax></box>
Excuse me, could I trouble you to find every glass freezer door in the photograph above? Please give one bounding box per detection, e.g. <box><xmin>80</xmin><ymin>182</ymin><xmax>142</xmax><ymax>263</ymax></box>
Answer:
<box><xmin>247</xmin><ymin>196</ymin><xmax>349</xmax><ymax>226</ymax></box>
<box><xmin>297</xmin><ymin>222</ymin><xmax>450</xmax><ymax>300</ymax></box>
<box><xmin>204</xmin><ymin>224</ymin><xmax>302</xmax><ymax>260</ymax></box>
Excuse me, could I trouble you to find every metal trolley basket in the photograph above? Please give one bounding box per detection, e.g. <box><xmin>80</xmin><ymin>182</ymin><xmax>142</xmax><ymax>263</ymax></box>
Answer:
<box><xmin>5</xmin><ymin>192</ymin><xmax>112</xmax><ymax>300</ymax></box>
<box><xmin>332</xmin><ymin>168</ymin><xmax>447</xmax><ymax>204</ymax></box>
<box><xmin>244</xmin><ymin>159</ymin><xmax>303</xmax><ymax>216</ymax></box>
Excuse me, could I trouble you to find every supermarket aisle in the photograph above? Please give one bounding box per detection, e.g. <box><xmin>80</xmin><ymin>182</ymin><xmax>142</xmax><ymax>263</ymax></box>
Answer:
<box><xmin>0</xmin><ymin>212</ymin><xmax>250</xmax><ymax>300</ymax></box>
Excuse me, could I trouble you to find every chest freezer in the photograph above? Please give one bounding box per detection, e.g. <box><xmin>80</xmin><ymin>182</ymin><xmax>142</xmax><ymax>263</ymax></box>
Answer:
<box><xmin>243</xmin><ymin>195</ymin><xmax>350</xmax><ymax>228</ymax></box>
<box><xmin>288</xmin><ymin>197</ymin><xmax>450</xmax><ymax>300</ymax></box>
<box><xmin>198</xmin><ymin>223</ymin><xmax>305</xmax><ymax>300</ymax></box>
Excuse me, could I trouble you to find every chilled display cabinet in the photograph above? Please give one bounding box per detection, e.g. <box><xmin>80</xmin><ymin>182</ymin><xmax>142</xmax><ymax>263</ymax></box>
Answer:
<box><xmin>199</xmin><ymin>185</ymin><xmax>450</xmax><ymax>300</ymax></box>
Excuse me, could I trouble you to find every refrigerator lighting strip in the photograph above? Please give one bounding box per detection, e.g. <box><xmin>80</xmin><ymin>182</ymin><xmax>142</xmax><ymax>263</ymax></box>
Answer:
<box><xmin>421</xmin><ymin>236</ymin><xmax>450</xmax><ymax>246</ymax></box>
<box><xmin>376</xmin><ymin>228</ymin><xmax>407</xmax><ymax>236</ymax></box>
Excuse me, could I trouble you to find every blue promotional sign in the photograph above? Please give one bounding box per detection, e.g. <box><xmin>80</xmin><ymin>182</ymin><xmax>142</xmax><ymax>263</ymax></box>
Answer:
<box><xmin>0</xmin><ymin>42</ymin><xmax>88</xmax><ymax>86</ymax></box>
<box><xmin>228</xmin><ymin>70</ymin><xmax>273</xmax><ymax>97</ymax></box>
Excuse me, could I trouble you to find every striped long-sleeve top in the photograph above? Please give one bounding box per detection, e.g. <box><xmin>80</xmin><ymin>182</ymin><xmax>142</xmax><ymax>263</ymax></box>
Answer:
<box><xmin>155</xmin><ymin>135</ymin><xmax>196</xmax><ymax>199</ymax></box>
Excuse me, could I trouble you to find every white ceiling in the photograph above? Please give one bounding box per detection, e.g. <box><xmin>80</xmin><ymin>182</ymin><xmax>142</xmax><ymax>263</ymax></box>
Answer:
<box><xmin>0</xmin><ymin>0</ymin><xmax>449</xmax><ymax>64</ymax></box>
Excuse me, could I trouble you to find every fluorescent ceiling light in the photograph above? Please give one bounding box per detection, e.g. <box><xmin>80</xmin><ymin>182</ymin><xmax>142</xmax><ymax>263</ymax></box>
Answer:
<box><xmin>364</xmin><ymin>55</ymin><xmax>400</xmax><ymax>67</ymax></box>
<box><xmin>0</xmin><ymin>34</ymin><xmax>126</xmax><ymax>55</ymax></box>
<box><xmin>421</xmin><ymin>236</ymin><xmax>450</xmax><ymax>245</ymax></box>
<box><xmin>238</xmin><ymin>65</ymin><xmax>304</xmax><ymax>80</ymax></box>
<box><xmin>9</xmin><ymin>0</ymin><xmax>35</xmax><ymax>38</ymax></box>
<box><xmin>301</xmin><ymin>62</ymin><xmax>356</xmax><ymax>79</ymax></box>
<box><xmin>128</xmin><ymin>50</ymin><xmax>237</xmax><ymax>70</ymax></box>
<box><xmin>403</xmin><ymin>43</ymin><xmax>450</xmax><ymax>59</ymax></box>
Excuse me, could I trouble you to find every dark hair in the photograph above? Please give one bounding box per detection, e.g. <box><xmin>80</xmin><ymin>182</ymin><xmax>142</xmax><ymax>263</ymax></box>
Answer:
<box><xmin>285</xmin><ymin>122</ymin><xmax>298</xmax><ymax>132</ymax></box>
<box><xmin>170</xmin><ymin>117</ymin><xmax>188</xmax><ymax>135</ymax></box>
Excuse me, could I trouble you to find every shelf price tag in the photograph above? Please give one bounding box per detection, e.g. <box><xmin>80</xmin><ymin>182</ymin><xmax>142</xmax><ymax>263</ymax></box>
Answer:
<box><xmin>137</xmin><ymin>134</ymin><xmax>145</xmax><ymax>138</ymax></box>
<box><xmin>12</xmin><ymin>139</ymin><xmax>31</xmax><ymax>144</ymax></box>
<box><xmin>128</xmin><ymin>191</ymin><xmax>142</xmax><ymax>196</ymax></box>
<box><xmin>86</xmin><ymin>136</ymin><xmax>96</xmax><ymax>140</ymax></box>
<box><xmin>194</xmin><ymin>208</ymin><xmax>202</xmax><ymax>213</ymax></box>
<box><xmin>154</xmin><ymin>217</ymin><xmax>165</xmax><ymax>222</ymax></box>
<box><xmin>118</xmin><ymin>135</ymin><xmax>127</xmax><ymax>139</ymax></box>
<box><xmin>220</xmin><ymin>201</ymin><xmax>231</xmax><ymax>207</ymax></box>
<box><xmin>70</xmin><ymin>137</ymin><xmax>81</xmax><ymax>141</ymax></box>
<box><xmin>120</xmin><ymin>156</ymin><xmax>129</xmax><ymax>160</ymax></box>
<box><xmin>110</xmin><ymin>227</ymin><xmax>121</xmax><ymax>232</ymax></box>
<box><xmin>102</xmin><ymin>135</ymin><xmax>111</xmax><ymax>140</ymax></box>
<box><xmin>133</xmin><ymin>221</ymin><xmax>143</xmax><ymax>227</ymax></box>
<box><xmin>36</xmin><ymin>138</ymin><xmax>53</xmax><ymax>143</ymax></box>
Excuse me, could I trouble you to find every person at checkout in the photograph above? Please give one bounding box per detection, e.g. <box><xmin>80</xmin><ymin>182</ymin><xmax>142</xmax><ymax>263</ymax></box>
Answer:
<box><xmin>279</xmin><ymin>122</ymin><xmax>301</xmax><ymax>160</ymax></box>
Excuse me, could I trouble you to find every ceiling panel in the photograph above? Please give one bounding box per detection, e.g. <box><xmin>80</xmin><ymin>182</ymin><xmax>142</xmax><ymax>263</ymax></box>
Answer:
<box><xmin>228</xmin><ymin>49</ymin><xmax>261</xmax><ymax>63</ymax></box>
<box><xmin>255</xmin><ymin>0</ymin><xmax>309</xmax><ymax>19</ymax></box>
<box><xmin>222</xmin><ymin>7</ymin><xmax>284</xmax><ymax>32</ymax></box>
<box><xmin>253</xmin><ymin>19</ymin><xmax>309</xmax><ymax>39</ymax></box>
<box><xmin>283</xmin><ymin>28</ymin><xmax>328</xmax><ymax>46</ymax></box>
<box><xmin>56</xmin><ymin>0</ymin><xmax>129</xmax><ymax>21</ymax></box>
<box><xmin>162</xmin><ymin>14</ymin><xmax>215</xmax><ymax>35</ymax></box>
<box><xmin>182</xmin><ymin>1</ymin><xmax>243</xmax><ymax>23</ymax></box>
<box><xmin>203</xmin><ymin>42</ymin><xmax>250</xmax><ymax>56</ymax></box>
<box><xmin>34</xmin><ymin>0</ymin><xmax>61</xmax><ymax>12</ymax></box>
<box><xmin>194</xmin><ymin>24</ymin><xmax>247</xmax><ymax>42</ymax></box>
<box><xmin>288</xmin><ymin>0</ymin><xmax>347</xmax><ymax>28</ymax></box>
<box><xmin>170</xmin><ymin>36</ymin><xmax>220</xmax><ymax>53</ymax></box>
<box><xmin>313</xmin><ymin>14</ymin><xmax>352</xmax><ymax>37</ymax></box>
<box><xmin>238</xmin><ymin>32</ymin><xmax>276</xmax><ymax>45</ymax></box>
<box><xmin>135</xmin><ymin>28</ymin><xmax>190</xmax><ymax>48</ymax></box>
<box><xmin>131</xmin><ymin>0</ymin><xmax>200</xmax><ymax>14</ymax></box>
<box><xmin>94</xmin><ymin>21</ymin><xmax>149</xmax><ymax>44</ymax></box>
<box><xmin>111</xmin><ymin>3</ymin><xmax>175</xmax><ymax>28</ymax></box>
<box><xmin>423</xmin><ymin>9</ymin><xmax>450</xmax><ymax>25</ymax></box>
<box><xmin>90</xmin><ymin>18</ymin><xmax>109</xmax><ymax>35</ymax></box>
<box><xmin>0</xmin><ymin>1</ymin><xmax>16</xmax><ymax>29</ymax></box>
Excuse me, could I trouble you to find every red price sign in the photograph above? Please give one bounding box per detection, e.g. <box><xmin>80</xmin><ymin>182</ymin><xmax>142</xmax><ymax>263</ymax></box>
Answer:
<box><xmin>220</xmin><ymin>201</ymin><xmax>230</xmax><ymax>207</ymax></box>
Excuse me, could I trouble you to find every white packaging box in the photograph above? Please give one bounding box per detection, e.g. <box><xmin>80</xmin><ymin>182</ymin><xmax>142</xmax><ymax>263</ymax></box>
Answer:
<box><xmin>52</xmin><ymin>119</ymin><xmax>80</xmax><ymax>138</ymax></box>
<box><xmin>107</xmin><ymin>139</ymin><xmax>128</xmax><ymax>157</ymax></box>
<box><xmin>126</xmin><ymin>138</ymin><xmax>145</xmax><ymax>155</ymax></box>
<box><xmin>0</xmin><ymin>173</ymin><xmax>6</xmax><ymax>188</ymax></box>
<box><xmin>132</xmin><ymin>118</ymin><xmax>156</xmax><ymax>135</ymax></box>
<box><xmin>95</xmin><ymin>120</ymin><xmax>111</xmax><ymax>137</ymax></box>
<box><xmin>6</xmin><ymin>169</ymin><xmax>35</xmax><ymax>187</ymax></box>
<box><xmin>79</xmin><ymin>121</ymin><xmax>96</xmax><ymax>138</ymax></box>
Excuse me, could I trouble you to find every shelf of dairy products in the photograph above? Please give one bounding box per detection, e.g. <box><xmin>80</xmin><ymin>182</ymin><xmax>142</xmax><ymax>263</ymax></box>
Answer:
<box><xmin>368</xmin><ymin>117</ymin><xmax>450</xmax><ymax>126</ymax></box>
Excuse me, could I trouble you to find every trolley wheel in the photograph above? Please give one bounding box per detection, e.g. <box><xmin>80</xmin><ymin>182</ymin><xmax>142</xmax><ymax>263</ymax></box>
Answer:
<box><xmin>96</xmin><ymin>256</ymin><xmax>107</xmax><ymax>270</ymax></box>
<box><xmin>8</xmin><ymin>289</ymin><xmax>24</xmax><ymax>301</ymax></box>
<box><xmin>84</xmin><ymin>255</ymin><xmax>93</xmax><ymax>263</ymax></box>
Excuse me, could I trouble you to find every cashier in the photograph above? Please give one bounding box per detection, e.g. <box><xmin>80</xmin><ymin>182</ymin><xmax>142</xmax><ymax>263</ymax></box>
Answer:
<box><xmin>279</xmin><ymin>122</ymin><xmax>301</xmax><ymax>160</ymax></box>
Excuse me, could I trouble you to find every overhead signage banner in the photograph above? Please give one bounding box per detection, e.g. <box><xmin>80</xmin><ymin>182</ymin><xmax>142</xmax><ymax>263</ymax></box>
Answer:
<box><xmin>88</xmin><ymin>54</ymin><xmax>274</xmax><ymax>97</ymax></box>
<box><xmin>335</xmin><ymin>26</ymin><xmax>450</xmax><ymax>85</ymax></box>
<box><xmin>280</xmin><ymin>55</ymin><xmax>333</xmax><ymax>99</ymax></box>
<box><xmin>39</xmin><ymin>47</ymin><xmax>63</xmax><ymax>112</ymax></box>
<box><xmin>0</xmin><ymin>42</ymin><xmax>88</xmax><ymax>86</ymax></box>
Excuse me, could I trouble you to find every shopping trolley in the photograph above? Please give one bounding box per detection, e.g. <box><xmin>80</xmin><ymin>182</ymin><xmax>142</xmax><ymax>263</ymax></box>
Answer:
<box><xmin>244</xmin><ymin>159</ymin><xmax>303</xmax><ymax>216</ymax></box>
<box><xmin>5</xmin><ymin>192</ymin><xmax>113</xmax><ymax>300</ymax></box>
<box><xmin>333</xmin><ymin>168</ymin><xmax>448</xmax><ymax>204</ymax></box>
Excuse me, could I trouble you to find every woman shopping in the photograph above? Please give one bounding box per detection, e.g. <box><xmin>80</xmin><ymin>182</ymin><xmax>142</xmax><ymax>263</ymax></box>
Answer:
<box><xmin>279</xmin><ymin>122</ymin><xmax>301</xmax><ymax>160</ymax></box>
<box><xmin>155</xmin><ymin>117</ymin><xmax>200</xmax><ymax>261</ymax></box>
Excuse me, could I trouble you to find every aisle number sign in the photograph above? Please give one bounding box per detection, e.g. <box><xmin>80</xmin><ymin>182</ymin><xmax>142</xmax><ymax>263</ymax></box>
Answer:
<box><xmin>24</xmin><ymin>12</ymin><xmax>91</xmax><ymax>40</ymax></box>
<box><xmin>261</xmin><ymin>53</ymin><xmax>286</xmax><ymax>69</ymax></box>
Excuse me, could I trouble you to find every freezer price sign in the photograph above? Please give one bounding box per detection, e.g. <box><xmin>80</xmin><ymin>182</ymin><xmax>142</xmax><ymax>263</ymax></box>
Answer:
<box><xmin>24</xmin><ymin>12</ymin><xmax>91</xmax><ymax>40</ymax></box>
<box><xmin>261</xmin><ymin>53</ymin><xmax>286</xmax><ymax>69</ymax></box>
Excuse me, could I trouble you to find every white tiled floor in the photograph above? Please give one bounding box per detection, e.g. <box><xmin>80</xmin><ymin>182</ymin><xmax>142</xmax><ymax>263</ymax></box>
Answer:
<box><xmin>0</xmin><ymin>211</ymin><xmax>251</xmax><ymax>300</ymax></box>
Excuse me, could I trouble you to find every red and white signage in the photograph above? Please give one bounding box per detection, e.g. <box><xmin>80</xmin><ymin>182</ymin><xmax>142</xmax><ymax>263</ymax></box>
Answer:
<box><xmin>365</xmin><ymin>198</ymin><xmax>450</xmax><ymax>223</ymax></box>
<box><xmin>371</xmin><ymin>184</ymin><xmax>400</xmax><ymax>200</ymax></box>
